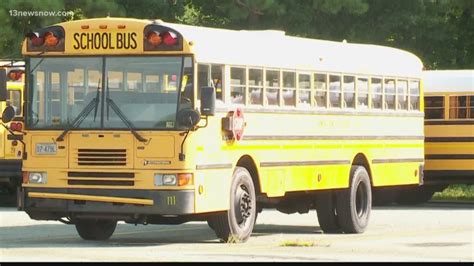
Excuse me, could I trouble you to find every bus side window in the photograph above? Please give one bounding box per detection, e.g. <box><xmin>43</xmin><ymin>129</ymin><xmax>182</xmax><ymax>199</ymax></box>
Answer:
<box><xmin>397</xmin><ymin>80</ymin><xmax>408</xmax><ymax>110</ymax></box>
<box><xmin>329</xmin><ymin>75</ymin><xmax>341</xmax><ymax>108</ymax></box>
<box><xmin>197</xmin><ymin>64</ymin><xmax>210</xmax><ymax>100</ymax></box>
<box><xmin>230</xmin><ymin>67</ymin><xmax>246</xmax><ymax>105</ymax></box>
<box><xmin>357</xmin><ymin>77</ymin><xmax>369</xmax><ymax>109</ymax></box>
<box><xmin>449</xmin><ymin>95</ymin><xmax>471</xmax><ymax>119</ymax></box>
<box><xmin>198</xmin><ymin>64</ymin><xmax>224</xmax><ymax>102</ymax></box>
<box><xmin>298</xmin><ymin>73</ymin><xmax>311</xmax><ymax>107</ymax></box>
<box><xmin>343</xmin><ymin>76</ymin><xmax>355</xmax><ymax>108</ymax></box>
<box><xmin>7</xmin><ymin>90</ymin><xmax>21</xmax><ymax>116</ymax></box>
<box><xmin>384</xmin><ymin>79</ymin><xmax>396</xmax><ymax>110</ymax></box>
<box><xmin>371</xmin><ymin>78</ymin><xmax>382</xmax><ymax>109</ymax></box>
<box><xmin>282</xmin><ymin>71</ymin><xmax>296</xmax><ymax>107</ymax></box>
<box><xmin>314</xmin><ymin>73</ymin><xmax>327</xmax><ymax>108</ymax></box>
<box><xmin>265</xmin><ymin>70</ymin><xmax>280</xmax><ymax>106</ymax></box>
<box><xmin>425</xmin><ymin>96</ymin><xmax>444</xmax><ymax>119</ymax></box>
<box><xmin>249</xmin><ymin>68</ymin><xmax>263</xmax><ymax>105</ymax></box>
<box><xmin>409</xmin><ymin>80</ymin><xmax>420</xmax><ymax>111</ymax></box>
<box><xmin>211</xmin><ymin>65</ymin><xmax>224</xmax><ymax>102</ymax></box>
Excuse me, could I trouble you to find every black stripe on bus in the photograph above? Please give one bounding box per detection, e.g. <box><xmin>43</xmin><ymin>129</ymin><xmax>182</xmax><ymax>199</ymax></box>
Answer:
<box><xmin>243</xmin><ymin>135</ymin><xmax>424</xmax><ymax>141</ymax></box>
<box><xmin>372</xmin><ymin>158</ymin><xmax>424</xmax><ymax>164</ymax></box>
<box><xmin>425</xmin><ymin>120</ymin><xmax>474</xmax><ymax>125</ymax></box>
<box><xmin>196</xmin><ymin>163</ymin><xmax>233</xmax><ymax>170</ymax></box>
<box><xmin>424</xmin><ymin>170</ymin><xmax>474</xmax><ymax>180</ymax></box>
<box><xmin>425</xmin><ymin>137</ymin><xmax>474</xmax><ymax>143</ymax></box>
<box><xmin>260</xmin><ymin>160</ymin><xmax>350</xmax><ymax>167</ymax></box>
<box><xmin>425</xmin><ymin>154</ymin><xmax>474</xmax><ymax>160</ymax></box>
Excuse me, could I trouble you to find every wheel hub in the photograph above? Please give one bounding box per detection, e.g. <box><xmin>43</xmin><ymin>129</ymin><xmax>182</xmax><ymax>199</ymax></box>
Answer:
<box><xmin>234</xmin><ymin>184</ymin><xmax>252</xmax><ymax>226</ymax></box>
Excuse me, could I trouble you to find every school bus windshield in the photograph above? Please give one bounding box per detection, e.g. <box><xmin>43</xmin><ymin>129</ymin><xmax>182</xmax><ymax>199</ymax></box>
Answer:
<box><xmin>28</xmin><ymin>56</ymin><xmax>193</xmax><ymax>130</ymax></box>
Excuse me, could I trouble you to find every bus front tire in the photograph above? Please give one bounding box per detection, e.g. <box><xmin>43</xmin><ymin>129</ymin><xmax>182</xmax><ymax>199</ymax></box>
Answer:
<box><xmin>74</xmin><ymin>219</ymin><xmax>117</xmax><ymax>241</ymax></box>
<box><xmin>315</xmin><ymin>191</ymin><xmax>341</xmax><ymax>233</ymax></box>
<box><xmin>336</xmin><ymin>166</ymin><xmax>371</xmax><ymax>234</ymax></box>
<box><xmin>209</xmin><ymin>167</ymin><xmax>256</xmax><ymax>243</ymax></box>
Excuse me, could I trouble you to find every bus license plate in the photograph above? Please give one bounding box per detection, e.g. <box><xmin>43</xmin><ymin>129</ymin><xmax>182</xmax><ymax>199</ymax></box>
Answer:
<box><xmin>35</xmin><ymin>143</ymin><xmax>57</xmax><ymax>155</ymax></box>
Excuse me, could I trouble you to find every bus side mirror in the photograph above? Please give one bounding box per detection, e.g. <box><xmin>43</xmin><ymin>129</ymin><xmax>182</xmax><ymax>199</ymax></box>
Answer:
<box><xmin>200</xmin><ymin>86</ymin><xmax>215</xmax><ymax>116</ymax></box>
<box><xmin>1</xmin><ymin>106</ymin><xmax>15</xmax><ymax>123</ymax></box>
<box><xmin>0</xmin><ymin>69</ymin><xmax>7</xmax><ymax>102</ymax></box>
<box><xmin>177</xmin><ymin>108</ymin><xmax>201</xmax><ymax>129</ymax></box>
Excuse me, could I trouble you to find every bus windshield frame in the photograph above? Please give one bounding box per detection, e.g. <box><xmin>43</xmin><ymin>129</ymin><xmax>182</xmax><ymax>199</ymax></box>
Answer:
<box><xmin>26</xmin><ymin>55</ymin><xmax>193</xmax><ymax>131</ymax></box>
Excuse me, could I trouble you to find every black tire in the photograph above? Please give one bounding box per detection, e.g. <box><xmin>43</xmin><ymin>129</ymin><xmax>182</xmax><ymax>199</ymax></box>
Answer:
<box><xmin>74</xmin><ymin>219</ymin><xmax>117</xmax><ymax>240</ymax></box>
<box><xmin>207</xmin><ymin>219</ymin><xmax>216</xmax><ymax>230</ymax></box>
<box><xmin>315</xmin><ymin>191</ymin><xmax>341</xmax><ymax>233</ymax></box>
<box><xmin>209</xmin><ymin>167</ymin><xmax>256</xmax><ymax>243</ymax></box>
<box><xmin>395</xmin><ymin>186</ymin><xmax>437</xmax><ymax>205</ymax></box>
<box><xmin>335</xmin><ymin>166</ymin><xmax>372</xmax><ymax>234</ymax></box>
<box><xmin>208</xmin><ymin>210</ymin><xmax>258</xmax><ymax>231</ymax></box>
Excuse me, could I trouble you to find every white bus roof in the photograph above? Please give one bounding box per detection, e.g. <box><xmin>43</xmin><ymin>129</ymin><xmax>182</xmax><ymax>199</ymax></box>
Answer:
<box><xmin>165</xmin><ymin>21</ymin><xmax>423</xmax><ymax>78</ymax></box>
<box><xmin>422</xmin><ymin>70</ymin><xmax>474</xmax><ymax>93</ymax></box>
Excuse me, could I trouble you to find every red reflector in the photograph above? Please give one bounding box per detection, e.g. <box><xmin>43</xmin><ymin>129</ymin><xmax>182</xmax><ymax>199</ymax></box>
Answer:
<box><xmin>162</xmin><ymin>31</ymin><xmax>177</xmax><ymax>46</ymax></box>
<box><xmin>29</xmin><ymin>32</ymin><xmax>44</xmax><ymax>46</ymax></box>
<box><xmin>11</xmin><ymin>122</ymin><xmax>22</xmax><ymax>132</ymax></box>
<box><xmin>12</xmin><ymin>140</ymin><xmax>18</xmax><ymax>147</ymax></box>
<box><xmin>8</xmin><ymin>70</ymin><xmax>23</xmax><ymax>81</ymax></box>
<box><xmin>44</xmin><ymin>31</ymin><xmax>59</xmax><ymax>46</ymax></box>
<box><xmin>99</xmin><ymin>25</ymin><xmax>107</xmax><ymax>29</ymax></box>
<box><xmin>81</xmin><ymin>25</ymin><xmax>90</xmax><ymax>29</ymax></box>
<box><xmin>147</xmin><ymin>31</ymin><xmax>162</xmax><ymax>46</ymax></box>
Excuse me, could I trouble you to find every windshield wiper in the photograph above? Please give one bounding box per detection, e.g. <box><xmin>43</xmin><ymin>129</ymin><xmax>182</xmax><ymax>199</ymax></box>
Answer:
<box><xmin>105</xmin><ymin>81</ymin><xmax>147</xmax><ymax>143</ymax></box>
<box><xmin>106</xmin><ymin>97</ymin><xmax>148</xmax><ymax>143</ymax></box>
<box><xmin>56</xmin><ymin>79</ymin><xmax>101</xmax><ymax>141</ymax></box>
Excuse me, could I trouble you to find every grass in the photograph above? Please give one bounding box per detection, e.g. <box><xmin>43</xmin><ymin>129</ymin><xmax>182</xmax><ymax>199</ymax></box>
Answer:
<box><xmin>279</xmin><ymin>240</ymin><xmax>314</xmax><ymax>247</ymax></box>
<box><xmin>432</xmin><ymin>184</ymin><xmax>474</xmax><ymax>201</ymax></box>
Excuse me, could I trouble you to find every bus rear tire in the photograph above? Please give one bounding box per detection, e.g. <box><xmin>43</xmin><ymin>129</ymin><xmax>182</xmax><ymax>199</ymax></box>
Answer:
<box><xmin>209</xmin><ymin>167</ymin><xmax>256</xmax><ymax>243</ymax></box>
<box><xmin>336</xmin><ymin>166</ymin><xmax>371</xmax><ymax>234</ymax></box>
<box><xmin>74</xmin><ymin>219</ymin><xmax>117</xmax><ymax>240</ymax></box>
<box><xmin>315</xmin><ymin>191</ymin><xmax>341</xmax><ymax>233</ymax></box>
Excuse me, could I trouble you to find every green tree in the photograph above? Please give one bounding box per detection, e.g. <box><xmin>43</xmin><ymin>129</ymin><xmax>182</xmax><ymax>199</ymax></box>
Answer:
<box><xmin>0</xmin><ymin>0</ymin><xmax>472</xmax><ymax>68</ymax></box>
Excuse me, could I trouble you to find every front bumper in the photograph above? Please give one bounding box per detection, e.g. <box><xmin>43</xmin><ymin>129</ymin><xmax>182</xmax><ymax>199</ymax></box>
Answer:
<box><xmin>19</xmin><ymin>187</ymin><xmax>195</xmax><ymax>220</ymax></box>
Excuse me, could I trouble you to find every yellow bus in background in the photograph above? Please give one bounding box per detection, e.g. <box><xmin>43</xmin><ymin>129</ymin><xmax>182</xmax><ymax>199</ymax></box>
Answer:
<box><xmin>416</xmin><ymin>70</ymin><xmax>473</xmax><ymax>203</ymax></box>
<box><xmin>1</xmin><ymin>18</ymin><xmax>425</xmax><ymax>242</ymax></box>
<box><xmin>0</xmin><ymin>60</ymin><xmax>25</xmax><ymax>202</ymax></box>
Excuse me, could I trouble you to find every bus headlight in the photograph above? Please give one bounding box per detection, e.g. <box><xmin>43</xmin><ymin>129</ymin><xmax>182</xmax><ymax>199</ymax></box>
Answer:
<box><xmin>154</xmin><ymin>173</ymin><xmax>193</xmax><ymax>186</ymax></box>
<box><xmin>29</xmin><ymin>172</ymin><xmax>47</xmax><ymax>184</ymax></box>
<box><xmin>154</xmin><ymin>174</ymin><xmax>177</xmax><ymax>186</ymax></box>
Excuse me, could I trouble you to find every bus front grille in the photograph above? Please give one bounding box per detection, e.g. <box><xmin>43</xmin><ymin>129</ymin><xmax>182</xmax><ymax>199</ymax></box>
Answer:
<box><xmin>76</xmin><ymin>149</ymin><xmax>127</xmax><ymax>166</ymax></box>
<box><xmin>67</xmin><ymin>172</ymin><xmax>135</xmax><ymax>186</ymax></box>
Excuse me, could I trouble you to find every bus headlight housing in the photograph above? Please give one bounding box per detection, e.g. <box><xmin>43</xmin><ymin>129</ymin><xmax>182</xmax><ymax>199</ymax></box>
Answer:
<box><xmin>29</xmin><ymin>172</ymin><xmax>47</xmax><ymax>184</ymax></box>
<box><xmin>154</xmin><ymin>173</ymin><xmax>193</xmax><ymax>186</ymax></box>
<box><xmin>154</xmin><ymin>174</ymin><xmax>176</xmax><ymax>186</ymax></box>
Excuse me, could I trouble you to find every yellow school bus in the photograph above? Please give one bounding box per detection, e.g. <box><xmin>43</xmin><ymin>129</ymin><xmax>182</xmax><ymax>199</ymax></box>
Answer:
<box><xmin>0</xmin><ymin>60</ymin><xmax>25</xmax><ymax>200</ymax></box>
<box><xmin>417</xmin><ymin>70</ymin><xmax>473</xmax><ymax>203</ymax></box>
<box><xmin>1</xmin><ymin>18</ymin><xmax>425</xmax><ymax>242</ymax></box>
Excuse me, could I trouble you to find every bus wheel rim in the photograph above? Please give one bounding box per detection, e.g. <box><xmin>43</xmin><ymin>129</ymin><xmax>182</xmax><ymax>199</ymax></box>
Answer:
<box><xmin>234</xmin><ymin>184</ymin><xmax>251</xmax><ymax>227</ymax></box>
